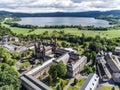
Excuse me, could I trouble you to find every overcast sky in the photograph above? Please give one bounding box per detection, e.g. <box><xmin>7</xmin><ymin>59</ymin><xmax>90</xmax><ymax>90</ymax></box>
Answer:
<box><xmin>0</xmin><ymin>0</ymin><xmax>120</xmax><ymax>13</ymax></box>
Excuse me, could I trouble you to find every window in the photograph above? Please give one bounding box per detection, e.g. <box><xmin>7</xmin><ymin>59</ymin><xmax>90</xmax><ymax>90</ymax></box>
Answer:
<box><xmin>89</xmin><ymin>88</ymin><xmax>92</xmax><ymax>90</ymax></box>
<box><xmin>96</xmin><ymin>76</ymin><xmax>99</xmax><ymax>78</ymax></box>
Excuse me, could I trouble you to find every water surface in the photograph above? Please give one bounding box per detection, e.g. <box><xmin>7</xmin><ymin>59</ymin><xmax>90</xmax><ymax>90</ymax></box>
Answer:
<box><xmin>16</xmin><ymin>17</ymin><xmax>110</xmax><ymax>27</ymax></box>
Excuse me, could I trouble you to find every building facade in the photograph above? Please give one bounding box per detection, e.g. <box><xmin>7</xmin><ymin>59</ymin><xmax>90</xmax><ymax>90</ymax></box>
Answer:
<box><xmin>67</xmin><ymin>56</ymin><xmax>87</xmax><ymax>77</ymax></box>
<box><xmin>80</xmin><ymin>73</ymin><xmax>99</xmax><ymax>90</ymax></box>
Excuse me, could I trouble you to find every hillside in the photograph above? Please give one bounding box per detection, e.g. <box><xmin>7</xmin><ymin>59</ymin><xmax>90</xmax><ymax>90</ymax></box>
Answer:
<box><xmin>0</xmin><ymin>10</ymin><xmax>120</xmax><ymax>18</ymax></box>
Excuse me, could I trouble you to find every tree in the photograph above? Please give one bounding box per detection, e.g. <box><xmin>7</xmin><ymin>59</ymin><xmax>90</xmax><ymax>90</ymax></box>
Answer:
<box><xmin>0</xmin><ymin>46</ymin><xmax>16</xmax><ymax>66</ymax></box>
<box><xmin>48</xmin><ymin>61</ymin><xmax>67</xmax><ymax>83</ymax></box>
<box><xmin>91</xmin><ymin>51</ymin><xmax>97</xmax><ymax>66</ymax></box>
<box><xmin>89</xmin><ymin>43</ymin><xmax>99</xmax><ymax>53</ymax></box>
<box><xmin>81</xmin><ymin>33</ymin><xmax>85</xmax><ymax>44</ymax></box>
<box><xmin>20</xmin><ymin>62</ymin><xmax>30</xmax><ymax>70</ymax></box>
<box><xmin>48</xmin><ymin>63</ymin><xmax>58</xmax><ymax>82</ymax></box>
<box><xmin>111</xmin><ymin>87</ymin><xmax>115</xmax><ymax>90</ymax></box>
<box><xmin>0</xmin><ymin>63</ymin><xmax>21</xmax><ymax>90</ymax></box>
<box><xmin>56</xmin><ymin>61</ymin><xmax>67</xmax><ymax>78</ymax></box>
<box><xmin>1</xmin><ymin>85</ymin><xmax>14</xmax><ymax>90</ymax></box>
<box><xmin>61</xmin><ymin>41</ymin><xmax>67</xmax><ymax>47</ymax></box>
<box><xmin>60</xmin><ymin>80</ymin><xmax>64</xmax><ymax>89</ymax></box>
<box><xmin>74</xmin><ymin>78</ymin><xmax>78</xmax><ymax>85</ymax></box>
<box><xmin>11</xmin><ymin>52</ymin><xmax>20</xmax><ymax>59</ymax></box>
<box><xmin>47</xmin><ymin>75</ymin><xmax>52</xmax><ymax>86</ymax></box>
<box><xmin>56</xmin><ymin>84</ymin><xmax>62</xmax><ymax>90</ymax></box>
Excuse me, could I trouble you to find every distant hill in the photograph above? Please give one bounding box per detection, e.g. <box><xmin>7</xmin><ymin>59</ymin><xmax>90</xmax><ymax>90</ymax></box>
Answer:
<box><xmin>0</xmin><ymin>10</ymin><xmax>120</xmax><ymax>18</ymax></box>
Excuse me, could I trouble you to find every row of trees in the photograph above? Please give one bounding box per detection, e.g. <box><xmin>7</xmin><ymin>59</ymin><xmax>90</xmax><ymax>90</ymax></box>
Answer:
<box><xmin>5</xmin><ymin>21</ymin><xmax>109</xmax><ymax>30</ymax></box>
<box><xmin>0</xmin><ymin>25</ymin><xmax>14</xmax><ymax>39</ymax></box>
<box><xmin>4</xmin><ymin>22</ymin><xmax>38</xmax><ymax>29</ymax></box>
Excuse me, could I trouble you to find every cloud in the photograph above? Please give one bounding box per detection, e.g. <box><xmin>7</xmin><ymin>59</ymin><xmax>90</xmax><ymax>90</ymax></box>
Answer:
<box><xmin>0</xmin><ymin>0</ymin><xmax>120</xmax><ymax>13</ymax></box>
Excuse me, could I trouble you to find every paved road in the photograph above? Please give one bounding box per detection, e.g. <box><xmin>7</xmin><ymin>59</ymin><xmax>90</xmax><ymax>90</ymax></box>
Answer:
<box><xmin>75</xmin><ymin>74</ymin><xmax>88</xmax><ymax>79</ymax></box>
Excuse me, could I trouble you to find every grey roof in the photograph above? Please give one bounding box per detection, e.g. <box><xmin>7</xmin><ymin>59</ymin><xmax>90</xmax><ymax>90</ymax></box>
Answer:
<box><xmin>55</xmin><ymin>53</ymin><xmax>70</xmax><ymax>63</ymax></box>
<box><xmin>80</xmin><ymin>73</ymin><xmax>99</xmax><ymax>90</ymax></box>
<box><xmin>21</xmin><ymin>75</ymin><xmax>52</xmax><ymax>90</ymax></box>
<box><xmin>115</xmin><ymin>47</ymin><xmax>120</xmax><ymax>53</ymax></box>
<box><xmin>26</xmin><ymin>58</ymin><xmax>54</xmax><ymax>75</ymax></box>
<box><xmin>55</xmin><ymin>48</ymin><xmax>69</xmax><ymax>55</ymax></box>
<box><xmin>99</xmin><ymin>57</ymin><xmax>112</xmax><ymax>79</ymax></box>
<box><xmin>72</xmin><ymin>56</ymin><xmax>87</xmax><ymax>70</ymax></box>
<box><xmin>105</xmin><ymin>53</ymin><xmax>120</xmax><ymax>72</ymax></box>
<box><xmin>2</xmin><ymin>44</ymin><xmax>17</xmax><ymax>51</ymax></box>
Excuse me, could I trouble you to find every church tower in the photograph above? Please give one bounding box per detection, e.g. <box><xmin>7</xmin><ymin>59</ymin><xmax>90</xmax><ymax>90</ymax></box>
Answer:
<box><xmin>35</xmin><ymin>40</ymin><xmax>45</xmax><ymax>59</ymax></box>
<box><xmin>52</xmin><ymin>38</ymin><xmax>57</xmax><ymax>52</ymax></box>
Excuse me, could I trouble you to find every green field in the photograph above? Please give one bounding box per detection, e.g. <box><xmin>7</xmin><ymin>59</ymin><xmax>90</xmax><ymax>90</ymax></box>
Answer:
<box><xmin>2</xmin><ymin>22</ymin><xmax>30</xmax><ymax>34</ymax></box>
<box><xmin>2</xmin><ymin>22</ymin><xmax>120</xmax><ymax>38</ymax></box>
<box><xmin>101</xmin><ymin>86</ymin><xmax>119</xmax><ymax>90</ymax></box>
<box><xmin>29</xmin><ymin>28</ymin><xmax>120</xmax><ymax>38</ymax></box>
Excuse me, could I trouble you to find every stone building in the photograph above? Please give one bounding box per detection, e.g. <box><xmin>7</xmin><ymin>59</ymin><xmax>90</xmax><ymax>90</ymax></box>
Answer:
<box><xmin>105</xmin><ymin>53</ymin><xmax>120</xmax><ymax>83</ymax></box>
<box><xmin>114</xmin><ymin>47</ymin><xmax>120</xmax><ymax>56</ymax></box>
<box><xmin>20</xmin><ymin>58</ymin><xmax>54</xmax><ymax>90</ymax></box>
<box><xmin>53</xmin><ymin>53</ymin><xmax>70</xmax><ymax>65</ymax></box>
<box><xmin>34</xmin><ymin>39</ymin><xmax>57</xmax><ymax>59</ymax></box>
<box><xmin>97</xmin><ymin>52</ymin><xmax>120</xmax><ymax>83</ymax></box>
<box><xmin>67</xmin><ymin>56</ymin><xmax>87</xmax><ymax>77</ymax></box>
<box><xmin>80</xmin><ymin>73</ymin><xmax>99</xmax><ymax>90</ymax></box>
<box><xmin>2</xmin><ymin>35</ymin><xmax>19</xmax><ymax>42</ymax></box>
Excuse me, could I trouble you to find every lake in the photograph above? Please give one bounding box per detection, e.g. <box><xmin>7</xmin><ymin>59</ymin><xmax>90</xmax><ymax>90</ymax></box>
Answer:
<box><xmin>16</xmin><ymin>17</ymin><xmax>110</xmax><ymax>27</ymax></box>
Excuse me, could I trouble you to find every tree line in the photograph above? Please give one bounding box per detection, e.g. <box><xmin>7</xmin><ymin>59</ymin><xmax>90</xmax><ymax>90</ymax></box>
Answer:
<box><xmin>4</xmin><ymin>22</ymin><xmax>108</xmax><ymax>30</ymax></box>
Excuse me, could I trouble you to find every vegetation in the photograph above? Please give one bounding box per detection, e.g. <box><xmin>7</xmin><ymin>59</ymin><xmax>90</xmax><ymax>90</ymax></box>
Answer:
<box><xmin>0</xmin><ymin>46</ymin><xmax>16</xmax><ymax>66</ymax></box>
<box><xmin>48</xmin><ymin>61</ymin><xmax>67</xmax><ymax>82</ymax></box>
<box><xmin>1</xmin><ymin>21</ymin><xmax>120</xmax><ymax>38</ymax></box>
<box><xmin>0</xmin><ymin>63</ymin><xmax>21</xmax><ymax>90</ymax></box>
<box><xmin>0</xmin><ymin>25</ymin><xmax>14</xmax><ymax>38</ymax></box>
<box><xmin>81</xmin><ymin>65</ymin><xmax>96</xmax><ymax>76</ymax></box>
<box><xmin>68</xmin><ymin>86</ymin><xmax>78</xmax><ymax>90</ymax></box>
<box><xmin>19</xmin><ymin>62</ymin><xmax>30</xmax><ymax>70</ymax></box>
<box><xmin>68</xmin><ymin>78</ymin><xmax>86</xmax><ymax>90</ymax></box>
<box><xmin>101</xmin><ymin>86</ymin><xmax>119</xmax><ymax>90</ymax></box>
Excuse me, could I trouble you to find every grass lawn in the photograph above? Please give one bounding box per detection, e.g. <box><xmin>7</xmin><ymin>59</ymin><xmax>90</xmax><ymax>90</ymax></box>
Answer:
<box><xmin>68</xmin><ymin>78</ymin><xmax>86</xmax><ymax>90</ymax></box>
<box><xmin>1</xmin><ymin>22</ymin><xmax>30</xmax><ymax>35</ymax></box>
<box><xmin>101</xmin><ymin>86</ymin><xmax>119</xmax><ymax>90</ymax></box>
<box><xmin>77</xmin><ymin>78</ymin><xmax>86</xmax><ymax>86</ymax></box>
<box><xmin>50</xmin><ymin>78</ymin><xmax>70</xmax><ymax>90</ymax></box>
<box><xmin>28</xmin><ymin>28</ymin><xmax>120</xmax><ymax>38</ymax></box>
<box><xmin>2</xmin><ymin>22</ymin><xmax>120</xmax><ymax>38</ymax></box>
<box><xmin>68</xmin><ymin>86</ymin><xmax>78</xmax><ymax>90</ymax></box>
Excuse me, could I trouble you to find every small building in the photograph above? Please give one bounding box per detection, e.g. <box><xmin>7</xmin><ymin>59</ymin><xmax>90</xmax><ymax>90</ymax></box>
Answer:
<box><xmin>67</xmin><ymin>56</ymin><xmax>87</xmax><ymax>77</ymax></box>
<box><xmin>80</xmin><ymin>73</ymin><xmax>99</xmax><ymax>90</ymax></box>
<box><xmin>2</xmin><ymin>44</ymin><xmax>18</xmax><ymax>51</ymax></box>
<box><xmin>2</xmin><ymin>44</ymin><xmax>28</xmax><ymax>53</ymax></box>
<box><xmin>114</xmin><ymin>47</ymin><xmax>120</xmax><ymax>56</ymax></box>
<box><xmin>2</xmin><ymin>36</ymin><xmax>19</xmax><ymax>42</ymax></box>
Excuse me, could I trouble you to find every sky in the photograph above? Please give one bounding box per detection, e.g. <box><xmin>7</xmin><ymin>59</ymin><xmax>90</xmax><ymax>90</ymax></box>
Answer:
<box><xmin>0</xmin><ymin>0</ymin><xmax>120</xmax><ymax>13</ymax></box>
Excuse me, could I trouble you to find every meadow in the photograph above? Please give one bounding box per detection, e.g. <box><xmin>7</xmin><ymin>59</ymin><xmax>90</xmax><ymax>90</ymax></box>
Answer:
<box><xmin>2</xmin><ymin>22</ymin><xmax>120</xmax><ymax>38</ymax></box>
